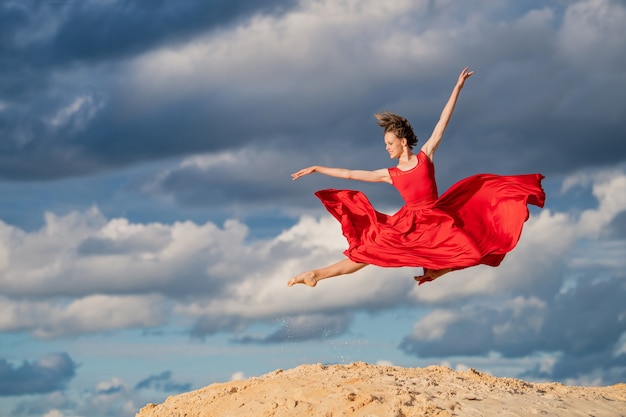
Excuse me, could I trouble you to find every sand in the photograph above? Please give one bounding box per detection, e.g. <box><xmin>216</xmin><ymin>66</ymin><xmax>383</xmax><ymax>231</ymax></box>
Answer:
<box><xmin>136</xmin><ymin>362</ymin><xmax>626</xmax><ymax>417</ymax></box>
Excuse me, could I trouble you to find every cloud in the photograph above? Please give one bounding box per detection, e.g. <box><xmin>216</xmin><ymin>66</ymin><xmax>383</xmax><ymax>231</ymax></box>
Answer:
<box><xmin>557</xmin><ymin>0</ymin><xmax>626</xmax><ymax>69</ymax></box>
<box><xmin>605</xmin><ymin>210</ymin><xmax>626</xmax><ymax>239</ymax></box>
<box><xmin>0</xmin><ymin>353</ymin><xmax>77</xmax><ymax>396</ymax></box>
<box><xmin>114</xmin><ymin>0</ymin><xmax>626</xmax><ymax>210</ymax></box>
<box><xmin>0</xmin><ymin>0</ymin><xmax>297</xmax><ymax>180</ymax></box>
<box><xmin>94</xmin><ymin>378</ymin><xmax>126</xmax><ymax>396</ymax></box>
<box><xmin>10</xmin><ymin>370</ymin><xmax>190</xmax><ymax>417</ymax></box>
<box><xmin>0</xmin><ymin>294</ymin><xmax>167</xmax><ymax>338</ymax></box>
<box><xmin>1</xmin><ymin>0</ymin><xmax>294</xmax><ymax>66</ymax></box>
<box><xmin>136</xmin><ymin>145</ymin><xmax>405</xmax><ymax>220</ymax></box>
<box><xmin>139</xmin><ymin>147</ymin><xmax>302</xmax><ymax>211</ymax></box>
<box><xmin>235</xmin><ymin>314</ymin><xmax>354</xmax><ymax>343</ymax></box>
<box><xmin>10</xmin><ymin>391</ymin><xmax>73</xmax><ymax>417</ymax></box>
<box><xmin>230</xmin><ymin>371</ymin><xmax>246</xmax><ymax>381</ymax></box>
<box><xmin>0</xmin><ymin>207</ymin><xmax>247</xmax><ymax>299</ymax></box>
<box><xmin>135</xmin><ymin>371</ymin><xmax>191</xmax><ymax>393</ymax></box>
<box><xmin>190</xmin><ymin>315</ymin><xmax>248</xmax><ymax>339</ymax></box>
<box><xmin>0</xmin><ymin>205</ymin><xmax>413</xmax><ymax>339</ymax></box>
<box><xmin>1</xmin><ymin>0</ymin><xmax>624</xmax><ymax>182</ymax></box>
<box><xmin>401</xmin><ymin>279</ymin><xmax>626</xmax><ymax>358</ymax></box>
<box><xmin>73</xmin><ymin>377</ymin><xmax>138</xmax><ymax>417</ymax></box>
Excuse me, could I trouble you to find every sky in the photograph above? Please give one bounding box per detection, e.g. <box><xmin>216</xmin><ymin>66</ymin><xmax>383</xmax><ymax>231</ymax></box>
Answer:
<box><xmin>0</xmin><ymin>0</ymin><xmax>625</xmax><ymax>416</ymax></box>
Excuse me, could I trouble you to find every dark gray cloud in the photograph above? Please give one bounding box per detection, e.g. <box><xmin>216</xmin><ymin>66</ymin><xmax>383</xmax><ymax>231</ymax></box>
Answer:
<box><xmin>135</xmin><ymin>371</ymin><xmax>191</xmax><ymax>393</ymax></box>
<box><xmin>549</xmin><ymin>349</ymin><xmax>626</xmax><ymax>384</ymax></box>
<box><xmin>234</xmin><ymin>314</ymin><xmax>354</xmax><ymax>344</ymax></box>
<box><xmin>0</xmin><ymin>353</ymin><xmax>77</xmax><ymax>396</ymax></box>
<box><xmin>1</xmin><ymin>0</ymin><xmax>624</xmax><ymax>186</ymax></box>
<box><xmin>1</xmin><ymin>0</ymin><xmax>295</xmax><ymax>71</ymax></box>
<box><xmin>0</xmin><ymin>0</ymin><xmax>297</xmax><ymax>180</ymax></box>
<box><xmin>540</xmin><ymin>278</ymin><xmax>626</xmax><ymax>357</ymax></box>
<box><xmin>131</xmin><ymin>0</ymin><xmax>626</xmax><ymax>215</ymax></box>
<box><xmin>399</xmin><ymin>276</ymin><xmax>626</xmax><ymax>383</ymax></box>
<box><xmin>149</xmin><ymin>149</ymin><xmax>298</xmax><ymax>210</ymax></box>
<box><xmin>190</xmin><ymin>315</ymin><xmax>247</xmax><ymax>339</ymax></box>
<box><xmin>604</xmin><ymin>210</ymin><xmax>626</xmax><ymax>239</ymax></box>
<box><xmin>10</xmin><ymin>392</ymin><xmax>73</xmax><ymax>417</ymax></box>
<box><xmin>138</xmin><ymin>144</ymin><xmax>401</xmax><ymax>215</ymax></box>
<box><xmin>192</xmin><ymin>314</ymin><xmax>354</xmax><ymax>343</ymax></box>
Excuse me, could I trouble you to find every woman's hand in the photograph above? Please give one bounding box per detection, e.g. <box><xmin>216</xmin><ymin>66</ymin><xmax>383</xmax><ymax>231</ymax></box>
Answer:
<box><xmin>291</xmin><ymin>166</ymin><xmax>317</xmax><ymax>180</ymax></box>
<box><xmin>456</xmin><ymin>67</ymin><xmax>474</xmax><ymax>89</ymax></box>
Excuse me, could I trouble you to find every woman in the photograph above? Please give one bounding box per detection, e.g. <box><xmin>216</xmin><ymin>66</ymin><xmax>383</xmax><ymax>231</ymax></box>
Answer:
<box><xmin>288</xmin><ymin>68</ymin><xmax>545</xmax><ymax>287</ymax></box>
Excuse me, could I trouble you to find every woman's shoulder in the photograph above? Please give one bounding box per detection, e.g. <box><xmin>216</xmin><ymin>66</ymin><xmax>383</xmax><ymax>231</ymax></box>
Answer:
<box><xmin>418</xmin><ymin>148</ymin><xmax>434</xmax><ymax>165</ymax></box>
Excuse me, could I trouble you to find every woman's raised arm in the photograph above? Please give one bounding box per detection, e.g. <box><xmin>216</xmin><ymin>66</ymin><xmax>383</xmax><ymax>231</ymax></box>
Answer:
<box><xmin>421</xmin><ymin>67</ymin><xmax>474</xmax><ymax>161</ymax></box>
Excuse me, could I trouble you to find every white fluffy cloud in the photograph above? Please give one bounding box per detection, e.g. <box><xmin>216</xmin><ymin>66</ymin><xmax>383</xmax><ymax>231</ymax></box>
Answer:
<box><xmin>128</xmin><ymin>0</ymin><xmax>422</xmax><ymax>97</ymax></box>
<box><xmin>558</xmin><ymin>0</ymin><xmax>626</xmax><ymax>69</ymax></box>
<box><xmin>128</xmin><ymin>0</ymin><xmax>626</xmax><ymax>96</ymax></box>
<box><xmin>0</xmin><ymin>294</ymin><xmax>168</xmax><ymax>339</ymax></box>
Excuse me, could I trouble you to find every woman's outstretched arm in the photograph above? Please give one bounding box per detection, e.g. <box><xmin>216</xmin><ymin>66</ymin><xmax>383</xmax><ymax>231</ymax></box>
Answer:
<box><xmin>421</xmin><ymin>67</ymin><xmax>474</xmax><ymax>161</ymax></box>
<box><xmin>291</xmin><ymin>166</ymin><xmax>391</xmax><ymax>183</ymax></box>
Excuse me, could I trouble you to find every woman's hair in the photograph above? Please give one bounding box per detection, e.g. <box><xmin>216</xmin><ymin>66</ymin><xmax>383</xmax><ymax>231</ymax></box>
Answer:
<box><xmin>374</xmin><ymin>111</ymin><xmax>418</xmax><ymax>149</ymax></box>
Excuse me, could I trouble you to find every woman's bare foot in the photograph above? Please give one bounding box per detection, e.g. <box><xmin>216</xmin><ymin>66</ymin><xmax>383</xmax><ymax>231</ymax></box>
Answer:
<box><xmin>287</xmin><ymin>271</ymin><xmax>318</xmax><ymax>287</ymax></box>
<box><xmin>414</xmin><ymin>268</ymin><xmax>452</xmax><ymax>286</ymax></box>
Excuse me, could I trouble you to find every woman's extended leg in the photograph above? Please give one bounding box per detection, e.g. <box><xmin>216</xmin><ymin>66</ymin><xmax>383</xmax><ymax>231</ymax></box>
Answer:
<box><xmin>287</xmin><ymin>258</ymin><xmax>368</xmax><ymax>287</ymax></box>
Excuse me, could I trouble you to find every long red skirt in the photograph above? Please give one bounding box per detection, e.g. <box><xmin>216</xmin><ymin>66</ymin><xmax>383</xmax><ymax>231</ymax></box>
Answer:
<box><xmin>315</xmin><ymin>174</ymin><xmax>545</xmax><ymax>270</ymax></box>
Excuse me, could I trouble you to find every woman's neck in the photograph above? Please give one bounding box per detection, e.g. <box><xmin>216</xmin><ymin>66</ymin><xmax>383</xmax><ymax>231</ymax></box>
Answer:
<box><xmin>398</xmin><ymin>151</ymin><xmax>413</xmax><ymax>161</ymax></box>
<box><xmin>396</xmin><ymin>149</ymin><xmax>416</xmax><ymax>169</ymax></box>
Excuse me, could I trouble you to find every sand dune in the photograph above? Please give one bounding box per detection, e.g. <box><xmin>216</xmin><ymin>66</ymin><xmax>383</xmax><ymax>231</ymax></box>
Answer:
<box><xmin>136</xmin><ymin>362</ymin><xmax>626</xmax><ymax>417</ymax></box>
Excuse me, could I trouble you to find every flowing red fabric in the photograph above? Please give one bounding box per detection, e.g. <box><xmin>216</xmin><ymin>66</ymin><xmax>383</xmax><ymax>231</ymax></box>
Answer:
<box><xmin>315</xmin><ymin>151</ymin><xmax>545</xmax><ymax>270</ymax></box>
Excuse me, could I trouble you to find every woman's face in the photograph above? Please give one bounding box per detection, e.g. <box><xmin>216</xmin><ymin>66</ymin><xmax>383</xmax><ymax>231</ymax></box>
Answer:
<box><xmin>384</xmin><ymin>131</ymin><xmax>406</xmax><ymax>159</ymax></box>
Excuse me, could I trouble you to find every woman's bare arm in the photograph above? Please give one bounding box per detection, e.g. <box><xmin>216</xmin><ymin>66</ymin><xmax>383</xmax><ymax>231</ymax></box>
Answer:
<box><xmin>292</xmin><ymin>166</ymin><xmax>391</xmax><ymax>183</ymax></box>
<box><xmin>421</xmin><ymin>67</ymin><xmax>474</xmax><ymax>161</ymax></box>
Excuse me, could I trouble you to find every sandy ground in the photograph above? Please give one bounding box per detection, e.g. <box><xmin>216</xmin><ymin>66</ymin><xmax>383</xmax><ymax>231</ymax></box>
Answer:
<box><xmin>136</xmin><ymin>362</ymin><xmax>626</xmax><ymax>417</ymax></box>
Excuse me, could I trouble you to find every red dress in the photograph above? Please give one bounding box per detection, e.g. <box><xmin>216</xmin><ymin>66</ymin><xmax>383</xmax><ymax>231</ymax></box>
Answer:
<box><xmin>315</xmin><ymin>151</ymin><xmax>545</xmax><ymax>270</ymax></box>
